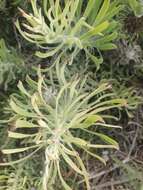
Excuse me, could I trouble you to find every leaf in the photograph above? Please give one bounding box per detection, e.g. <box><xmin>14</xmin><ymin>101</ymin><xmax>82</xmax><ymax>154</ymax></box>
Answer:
<box><xmin>74</xmin><ymin>152</ymin><xmax>90</xmax><ymax>190</ymax></box>
<box><xmin>88</xmin><ymin>0</ymin><xmax>103</xmax><ymax>24</ymax></box>
<box><xmin>8</xmin><ymin>131</ymin><xmax>37</xmax><ymax>139</ymax></box>
<box><xmin>0</xmin><ymin>147</ymin><xmax>41</xmax><ymax>166</ymax></box>
<box><xmin>15</xmin><ymin>20</ymin><xmax>36</xmax><ymax>43</ymax></box>
<box><xmin>2</xmin><ymin>145</ymin><xmax>39</xmax><ymax>154</ymax></box>
<box><xmin>83</xmin><ymin>114</ymin><xmax>105</xmax><ymax>128</ymax></box>
<box><xmin>72</xmin><ymin>114</ymin><xmax>105</xmax><ymax>129</ymax></box>
<box><xmin>56</xmin><ymin>161</ymin><xmax>72</xmax><ymax>190</ymax></box>
<box><xmin>68</xmin><ymin>0</ymin><xmax>79</xmax><ymax>21</ymax></box>
<box><xmin>64</xmin><ymin>135</ymin><xmax>88</xmax><ymax>147</ymax></box>
<box><xmin>95</xmin><ymin>123</ymin><xmax>122</xmax><ymax>129</ymax></box>
<box><xmin>85</xmin><ymin>49</ymin><xmax>103</xmax><ymax>70</ymax></box>
<box><xmin>26</xmin><ymin>75</ymin><xmax>37</xmax><ymax>89</ymax></box>
<box><xmin>31</xmin><ymin>93</ymin><xmax>42</xmax><ymax>116</ymax></box>
<box><xmin>83</xmin><ymin>0</ymin><xmax>96</xmax><ymax>18</ymax></box>
<box><xmin>92</xmin><ymin>99</ymin><xmax>127</xmax><ymax>114</ymax></box>
<box><xmin>87</xmin><ymin>144</ymin><xmax>119</xmax><ymax>149</ymax></box>
<box><xmin>94</xmin><ymin>32</ymin><xmax>118</xmax><ymax>46</ymax></box>
<box><xmin>76</xmin><ymin>0</ymin><xmax>82</xmax><ymax>18</ymax></box>
<box><xmin>78</xmin><ymin>83</ymin><xmax>110</xmax><ymax>108</ymax></box>
<box><xmin>0</xmin><ymin>175</ymin><xmax>9</xmax><ymax>180</ymax></box>
<box><xmin>97</xmin><ymin>43</ymin><xmax>117</xmax><ymax>50</ymax></box>
<box><xmin>31</xmin><ymin>0</ymin><xmax>39</xmax><ymax>17</ymax></box>
<box><xmin>83</xmin><ymin>147</ymin><xmax>106</xmax><ymax>165</ymax></box>
<box><xmin>16</xmin><ymin>119</ymin><xmax>38</xmax><ymax>128</ymax></box>
<box><xmin>17</xmin><ymin>81</ymin><xmax>31</xmax><ymax>97</ymax></box>
<box><xmin>94</xmin><ymin>0</ymin><xmax>110</xmax><ymax>25</ymax></box>
<box><xmin>81</xmin><ymin>129</ymin><xmax>119</xmax><ymax>147</ymax></box>
<box><xmin>80</xmin><ymin>21</ymin><xmax>109</xmax><ymax>40</ymax></box>
<box><xmin>61</xmin><ymin>148</ymin><xmax>83</xmax><ymax>175</ymax></box>
<box><xmin>36</xmin><ymin>44</ymin><xmax>64</xmax><ymax>58</ymax></box>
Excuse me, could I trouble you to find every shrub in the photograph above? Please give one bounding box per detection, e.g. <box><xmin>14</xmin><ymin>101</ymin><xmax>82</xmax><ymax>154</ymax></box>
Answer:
<box><xmin>16</xmin><ymin>0</ymin><xmax>123</xmax><ymax>68</ymax></box>
<box><xmin>1</xmin><ymin>62</ymin><xmax>126</xmax><ymax>189</ymax></box>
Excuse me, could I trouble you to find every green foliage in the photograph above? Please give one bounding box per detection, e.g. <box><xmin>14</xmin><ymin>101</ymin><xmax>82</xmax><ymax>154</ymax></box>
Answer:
<box><xmin>0</xmin><ymin>0</ymin><xmax>6</xmax><ymax>10</ymax></box>
<box><xmin>67</xmin><ymin>61</ymin><xmax>142</xmax><ymax>117</ymax></box>
<box><xmin>16</xmin><ymin>0</ymin><xmax>123</xmax><ymax>67</ymax></box>
<box><xmin>0</xmin><ymin>161</ymin><xmax>43</xmax><ymax>190</ymax></box>
<box><xmin>127</xmin><ymin>0</ymin><xmax>143</xmax><ymax>17</ymax></box>
<box><xmin>0</xmin><ymin>39</ymin><xmax>24</xmax><ymax>90</ymax></box>
<box><xmin>1</xmin><ymin>62</ymin><xmax>126</xmax><ymax>189</ymax></box>
<box><xmin>113</xmin><ymin>158</ymin><xmax>143</xmax><ymax>190</ymax></box>
<box><xmin>0</xmin><ymin>167</ymin><xmax>30</xmax><ymax>190</ymax></box>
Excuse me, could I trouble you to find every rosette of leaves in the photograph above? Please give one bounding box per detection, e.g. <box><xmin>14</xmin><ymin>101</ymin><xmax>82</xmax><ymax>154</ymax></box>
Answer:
<box><xmin>1</xmin><ymin>62</ymin><xmax>126</xmax><ymax>190</ymax></box>
<box><xmin>16</xmin><ymin>0</ymin><xmax>123</xmax><ymax>68</ymax></box>
<box><xmin>1</xmin><ymin>63</ymin><xmax>126</xmax><ymax>190</ymax></box>
<box><xmin>0</xmin><ymin>39</ymin><xmax>24</xmax><ymax>90</ymax></box>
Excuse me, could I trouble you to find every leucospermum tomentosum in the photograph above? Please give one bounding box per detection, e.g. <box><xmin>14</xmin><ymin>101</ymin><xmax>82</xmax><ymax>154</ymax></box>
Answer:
<box><xmin>1</xmin><ymin>63</ymin><xmax>126</xmax><ymax>190</ymax></box>
<box><xmin>16</xmin><ymin>0</ymin><xmax>123</xmax><ymax>67</ymax></box>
